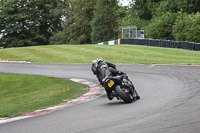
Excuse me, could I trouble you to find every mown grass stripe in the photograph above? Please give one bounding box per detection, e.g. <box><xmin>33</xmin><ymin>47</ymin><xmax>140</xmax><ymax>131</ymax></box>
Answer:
<box><xmin>0</xmin><ymin>44</ymin><xmax>200</xmax><ymax>64</ymax></box>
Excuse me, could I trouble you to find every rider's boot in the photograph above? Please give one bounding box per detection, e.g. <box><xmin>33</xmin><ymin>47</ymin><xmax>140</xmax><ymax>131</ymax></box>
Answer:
<box><xmin>135</xmin><ymin>90</ymin><xmax>140</xmax><ymax>100</ymax></box>
<box><xmin>107</xmin><ymin>93</ymin><xmax>114</xmax><ymax>100</ymax></box>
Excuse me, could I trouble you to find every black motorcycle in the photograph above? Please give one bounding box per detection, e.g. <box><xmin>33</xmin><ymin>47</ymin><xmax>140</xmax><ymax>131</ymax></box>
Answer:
<box><xmin>103</xmin><ymin>74</ymin><xmax>139</xmax><ymax>103</ymax></box>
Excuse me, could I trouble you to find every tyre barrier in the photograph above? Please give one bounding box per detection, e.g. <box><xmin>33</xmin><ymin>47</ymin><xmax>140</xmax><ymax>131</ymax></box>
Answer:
<box><xmin>120</xmin><ymin>39</ymin><xmax>200</xmax><ymax>51</ymax></box>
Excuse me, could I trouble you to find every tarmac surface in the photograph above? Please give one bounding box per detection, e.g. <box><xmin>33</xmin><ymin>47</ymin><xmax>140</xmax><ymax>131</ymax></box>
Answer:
<box><xmin>0</xmin><ymin>62</ymin><xmax>200</xmax><ymax>133</ymax></box>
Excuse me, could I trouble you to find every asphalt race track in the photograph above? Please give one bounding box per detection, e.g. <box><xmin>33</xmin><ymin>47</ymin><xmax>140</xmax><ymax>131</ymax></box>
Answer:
<box><xmin>0</xmin><ymin>62</ymin><xmax>200</xmax><ymax>133</ymax></box>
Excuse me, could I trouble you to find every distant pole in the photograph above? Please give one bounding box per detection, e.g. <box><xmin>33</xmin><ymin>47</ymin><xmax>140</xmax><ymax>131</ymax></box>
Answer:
<box><xmin>122</xmin><ymin>29</ymin><xmax>124</xmax><ymax>38</ymax></box>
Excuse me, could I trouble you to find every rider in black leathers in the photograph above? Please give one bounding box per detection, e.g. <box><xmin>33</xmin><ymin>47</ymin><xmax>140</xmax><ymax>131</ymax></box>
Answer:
<box><xmin>91</xmin><ymin>58</ymin><xmax>140</xmax><ymax>100</ymax></box>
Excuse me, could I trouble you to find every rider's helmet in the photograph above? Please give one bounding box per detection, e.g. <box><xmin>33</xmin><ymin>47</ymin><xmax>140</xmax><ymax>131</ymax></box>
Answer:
<box><xmin>96</xmin><ymin>57</ymin><xmax>103</xmax><ymax>64</ymax></box>
<box><xmin>91</xmin><ymin>58</ymin><xmax>104</xmax><ymax>75</ymax></box>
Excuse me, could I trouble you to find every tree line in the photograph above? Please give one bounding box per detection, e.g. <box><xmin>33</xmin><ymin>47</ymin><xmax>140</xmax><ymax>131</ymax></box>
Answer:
<box><xmin>0</xmin><ymin>0</ymin><xmax>200</xmax><ymax>48</ymax></box>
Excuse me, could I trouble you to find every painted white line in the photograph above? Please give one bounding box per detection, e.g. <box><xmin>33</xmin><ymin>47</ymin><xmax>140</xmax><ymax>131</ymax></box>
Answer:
<box><xmin>150</xmin><ymin>64</ymin><xmax>155</xmax><ymax>68</ymax></box>
<box><xmin>149</xmin><ymin>64</ymin><xmax>200</xmax><ymax>67</ymax></box>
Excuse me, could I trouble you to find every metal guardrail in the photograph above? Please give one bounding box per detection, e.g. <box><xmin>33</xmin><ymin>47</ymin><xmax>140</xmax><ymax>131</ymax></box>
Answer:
<box><xmin>120</xmin><ymin>39</ymin><xmax>200</xmax><ymax>51</ymax></box>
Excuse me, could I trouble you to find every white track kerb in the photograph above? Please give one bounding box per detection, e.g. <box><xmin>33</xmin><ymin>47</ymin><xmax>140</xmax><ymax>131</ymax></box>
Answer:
<box><xmin>0</xmin><ymin>78</ymin><xmax>104</xmax><ymax>124</ymax></box>
<box><xmin>0</xmin><ymin>59</ymin><xmax>31</xmax><ymax>63</ymax></box>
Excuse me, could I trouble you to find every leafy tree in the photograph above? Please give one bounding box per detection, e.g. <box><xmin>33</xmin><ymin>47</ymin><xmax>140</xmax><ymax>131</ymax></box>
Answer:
<box><xmin>172</xmin><ymin>13</ymin><xmax>189</xmax><ymax>41</ymax></box>
<box><xmin>0</xmin><ymin>0</ymin><xmax>67</xmax><ymax>48</ymax></box>
<box><xmin>132</xmin><ymin>0</ymin><xmax>200</xmax><ymax>19</ymax></box>
<box><xmin>133</xmin><ymin>0</ymin><xmax>162</xmax><ymax>20</ymax></box>
<box><xmin>194</xmin><ymin>0</ymin><xmax>200</xmax><ymax>12</ymax></box>
<box><xmin>91</xmin><ymin>0</ymin><xmax>119</xmax><ymax>43</ymax></box>
<box><xmin>153</xmin><ymin>0</ymin><xmax>200</xmax><ymax>17</ymax></box>
<box><xmin>133</xmin><ymin>0</ymin><xmax>152</xmax><ymax>20</ymax></box>
<box><xmin>173</xmin><ymin>12</ymin><xmax>200</xmax><ymax>42</ymax></box>
<box><xmin>0</xmin><ymin>0</ymin><xmax>34</xmax><ymax>47</ymax></box>
<box><xmin>50</xmin><ymin>0</ymin><xmax>96</xmax><ymax>44</ymax></box>
<box><xmin>130</xmin><ymin>0</ymin><xmax>200</xmax><ymax>42</ymax></box>
<box><xmin>29</xmin><ymin>0</ymin><xmax>66</xmax><ymax>45</ymax></box>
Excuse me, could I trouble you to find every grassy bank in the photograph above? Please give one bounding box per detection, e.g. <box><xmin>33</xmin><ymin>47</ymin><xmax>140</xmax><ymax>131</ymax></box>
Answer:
<box><xmin>0</xmin><ymin>73</ymin><xmax>89</xmax><ymax>117</ymax></box>
<box><xmin>0</xmin><ymin>44</ymin><xmax>200</xmax><ymax>64</ymax></box>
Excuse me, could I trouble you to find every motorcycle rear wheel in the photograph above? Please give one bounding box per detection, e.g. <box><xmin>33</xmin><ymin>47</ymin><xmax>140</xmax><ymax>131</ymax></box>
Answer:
<box><xmin>114</xmin><ymin>86</ymin><xmax>134</xmax><ymax>103</ymax></box>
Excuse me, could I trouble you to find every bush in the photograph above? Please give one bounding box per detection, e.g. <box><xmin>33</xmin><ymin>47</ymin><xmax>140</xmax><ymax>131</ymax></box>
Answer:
<box><xmin>173</xmin><ymin>12</ymin><xmax>200</xmax><ymax>42</ymax></box>
<box><xmin>144</xmin><ymin>12</ymin><xmax>177</xmax><ymax>40</ymax></box>
<box><xmin>172</xmin><ymin>13</ymin><xmax>189</xmax><ymax>41</ymax></box>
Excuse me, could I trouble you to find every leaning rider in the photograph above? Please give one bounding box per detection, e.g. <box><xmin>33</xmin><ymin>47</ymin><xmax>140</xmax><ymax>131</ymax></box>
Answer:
<box><xmin>91</xmin><ymin>58</ymin><xmax>120</xmax><ymax>84</ymax></box>
<box><xmin>91</xmin><ymin>58</ymin><xmax>139</xmax><ymax>100</ymax></box>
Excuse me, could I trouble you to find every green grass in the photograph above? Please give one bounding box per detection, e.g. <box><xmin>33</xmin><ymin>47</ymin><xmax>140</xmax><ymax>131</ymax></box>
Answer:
<box><xmin>0</xmin><ymin>73</ymin><xmax>89</xmax><ymax>117</ymax></box>
<box><xmin>0</xmin><ymin>45</ymin><xmax>199</xmax><ymax>117</ymax></box>
<box><xmin>0</xmin><ymin>44</ymin><xmax>200</xmax><ymax>64</ymax></box>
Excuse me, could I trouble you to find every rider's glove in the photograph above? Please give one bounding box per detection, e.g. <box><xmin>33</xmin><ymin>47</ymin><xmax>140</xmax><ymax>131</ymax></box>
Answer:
<box><xmin>119</xmin><ymin>71</ymin><xmax>125</xmax><ymax>75</ymax></box>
